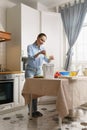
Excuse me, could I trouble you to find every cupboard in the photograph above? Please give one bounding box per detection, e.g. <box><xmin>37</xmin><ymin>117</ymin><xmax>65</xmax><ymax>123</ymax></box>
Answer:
<box><xmin>41</xmin><ymin>11</ymin><xmax>64</xmax><ymax>69</ymax></box>
<box><xmin>6</xmin><ymin>4</ymin><xmax>40</xmax><ymax>71</ymax></box>
<box><xmin>6</xmin><ymin>3</ymin><xmax>63</xmax><ymax>71</ymax></box>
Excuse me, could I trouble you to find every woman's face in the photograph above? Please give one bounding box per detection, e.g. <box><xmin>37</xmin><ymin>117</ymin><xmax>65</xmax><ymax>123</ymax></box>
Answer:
<box><xmin>37</xmin><ymin>36</ymin><xmax>47</xmax><ymax>45</ymax></box>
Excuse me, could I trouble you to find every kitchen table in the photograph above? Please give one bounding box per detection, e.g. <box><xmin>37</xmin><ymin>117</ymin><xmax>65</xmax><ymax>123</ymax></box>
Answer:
<box><xmin>22</xmin><ymin>76</ymin><xmax>87</xmax><ymax>129</ymax></box>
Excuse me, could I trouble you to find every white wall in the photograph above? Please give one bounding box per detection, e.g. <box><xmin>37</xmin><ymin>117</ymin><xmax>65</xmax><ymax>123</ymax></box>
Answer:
<box><xmin>37</xmin><ymin>2</ymin><xmax>51</xmax><ymax>11</ymax></box>
<box><xmin>37</xmin><ymin>2</ymin><xmax>57</xmax><ymax>12</ymax></box>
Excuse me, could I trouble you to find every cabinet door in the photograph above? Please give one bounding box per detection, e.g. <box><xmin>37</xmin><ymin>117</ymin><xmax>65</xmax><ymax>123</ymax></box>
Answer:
<box><xmin>6</xmin><ymin>5</ymin><xmax>21</xmax><ymax>71</ymax></box>
<box><xmin>6</xmin><ymin>4</ymin><xmax>40</xmax><ymax>70</ymax></box>
<box><xmin>14</xmin><ymin>75</ymin><xmax>19</xmax><ymax>106</ymax></box>
<box><xmin>18</xmin><ymin>73</ymin><xmax>25</xmax><ymax>106</ymax></box>
<box><xmin>21</xmin><ymin>4</ymin><xmax>40</xmax><ymax>56</ymax></box>
<box><xmin>41</xmin><ymin>11</ymin><xmax>64</xmax><ymax>70</ymax></box>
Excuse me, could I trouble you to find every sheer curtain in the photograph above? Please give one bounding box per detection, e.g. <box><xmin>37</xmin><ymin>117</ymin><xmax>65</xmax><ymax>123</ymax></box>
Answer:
<box><xmin>59</xmin><ymin>0</ymin><xmax>87</xmax><ymax>70</ymax></box>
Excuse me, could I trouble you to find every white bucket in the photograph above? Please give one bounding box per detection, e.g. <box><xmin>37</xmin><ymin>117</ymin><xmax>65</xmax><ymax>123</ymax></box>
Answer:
<box><xmin>42</xmin><ymin>63</ymin><xmax>54</xmax><ymax>79</ymax></box>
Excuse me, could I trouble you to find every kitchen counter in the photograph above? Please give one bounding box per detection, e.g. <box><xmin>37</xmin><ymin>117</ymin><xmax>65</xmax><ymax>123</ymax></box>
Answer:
<box><xmin>0</xmin><ymin>71</ymin><xmax>23</xmax><ymax>74</ymax></box>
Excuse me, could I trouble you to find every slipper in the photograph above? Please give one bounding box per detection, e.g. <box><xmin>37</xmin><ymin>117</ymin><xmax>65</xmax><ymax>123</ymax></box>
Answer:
<box><xmin>28</xmin><ymin>112</ymin><xmax>38</xmax><ymax>118</ymax></box>
<box><xmin>28</xmin><ymin>111</ymin><xmax>43</xmax><ymax>117</ymax></box>
<box><xmin>32</xmin><ymin>112</ymin><xmax>39</xmax><ymax>118</ymax></box>
<box><xmin>35</xmin><ymin>111</ymin><xmax>43</xmax><ymax>117</ymax></box>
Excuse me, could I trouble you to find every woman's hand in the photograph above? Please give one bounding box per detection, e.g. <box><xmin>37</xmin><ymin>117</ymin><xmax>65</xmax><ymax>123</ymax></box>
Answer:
<box><xmin>48</xmin><ymin>55</ymin><xmax>54</xmax><ymax>62</ymax></box>
<box><xmin>40</xmin><ymin>50</ymin><xmax>46</xmax><ymax>56</ymax></box>
<box><xmin>34</xmin><ymin>50</ymin><xmax>46</xmax><ymax>58</ymax></box>
<box><xmin>49</xmin><ymin>55</ymin><xmax>54</xmax><ymax>60</ymax></box>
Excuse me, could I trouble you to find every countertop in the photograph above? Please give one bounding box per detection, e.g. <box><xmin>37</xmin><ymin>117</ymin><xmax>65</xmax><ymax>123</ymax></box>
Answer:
<box><xmin>0</xmin><ymin>71</ymin><xmax>24</xmax><ymax>74</ymax></box>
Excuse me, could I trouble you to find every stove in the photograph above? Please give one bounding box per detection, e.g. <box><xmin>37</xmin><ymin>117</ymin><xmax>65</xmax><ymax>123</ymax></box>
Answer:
<box><xmin>0</xmin><ymin>71</ymin><xmax>22</xmax><ymax>109</ymax></box>
<box><xmin>0</xmin><ymin>74</ymin><xmax>15</xmax><ymax>80</ymax></box>
<box><xmin>0</xmin><ymin>73</ymin><xmax>16</xmax><ymax>105</ymax></box>
<box><xmin>0</xmin><ymin>70</ymin><xmax>21</xmax><ymax>79</ymax></box>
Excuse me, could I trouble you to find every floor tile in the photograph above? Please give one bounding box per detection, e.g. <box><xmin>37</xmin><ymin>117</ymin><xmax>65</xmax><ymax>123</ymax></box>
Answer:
<box><xmin>0</xmin><ymin>104</ymin><xmax>87</xmax><ymax>130</ymax></box>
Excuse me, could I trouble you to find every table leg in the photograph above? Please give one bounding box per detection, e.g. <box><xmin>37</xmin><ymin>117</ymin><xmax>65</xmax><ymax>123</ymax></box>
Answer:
<box><xmin>29</xmin><ymin>94</ymin><xmax>32</xmax><ymax>120</ymax></box>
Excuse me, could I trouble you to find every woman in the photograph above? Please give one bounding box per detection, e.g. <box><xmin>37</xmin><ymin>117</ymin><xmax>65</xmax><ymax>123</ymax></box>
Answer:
<box><xmin>25</xmin><ymin>33</ymin><xmax>54</xmax><ymax>117</ymax></box>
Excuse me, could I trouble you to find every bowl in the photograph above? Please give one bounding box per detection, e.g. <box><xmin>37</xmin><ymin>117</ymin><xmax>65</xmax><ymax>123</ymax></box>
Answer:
<box><xmin>59</xmin><ymin>71</ymin><xmax>70</xmax><ymax>76</ymax></box>
<box><xmin>70</xmin><ymin>71</ymin><xmax>78</xmax><ymax>76</ymax></box>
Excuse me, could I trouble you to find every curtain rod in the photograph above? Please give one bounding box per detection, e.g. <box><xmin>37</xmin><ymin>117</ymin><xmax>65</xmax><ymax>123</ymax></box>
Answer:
<box><xmin>58</xmin><ymin>0</ymin><xmax>84</xmax><ymax>8</ymax></box>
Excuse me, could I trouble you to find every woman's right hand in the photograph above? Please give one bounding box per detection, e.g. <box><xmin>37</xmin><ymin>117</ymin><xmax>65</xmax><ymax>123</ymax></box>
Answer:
<box><xmin>35</xmin><ymin>50</ymin><xmax>46</xmax><ymax>58</ymax></box>
<box><xmin>40</xmin><ymin>50</ymin><xmax>46</xmax><ymax>55</ymax></box>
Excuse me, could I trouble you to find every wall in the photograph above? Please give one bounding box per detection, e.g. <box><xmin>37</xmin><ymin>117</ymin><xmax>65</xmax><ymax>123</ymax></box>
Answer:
<box><xmin>37</xmin><ymin>2</ymin><xmax>57</xmax><ymax>12</ymax></box>
<box><xmin>37</xmin><ymin>2</ymin><xmax>52</xmax><ymax>11</ymax></box>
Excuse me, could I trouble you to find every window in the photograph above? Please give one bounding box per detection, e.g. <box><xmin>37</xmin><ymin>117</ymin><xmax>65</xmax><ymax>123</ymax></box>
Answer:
<box><xmin>72</xmin><ymin>13</ymin><xmax>87</xmax><ymax>65</ymax></box>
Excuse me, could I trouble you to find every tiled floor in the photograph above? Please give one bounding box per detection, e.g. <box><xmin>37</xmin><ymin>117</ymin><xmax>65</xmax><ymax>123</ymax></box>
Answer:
<box><xmin>0</xmin><ymin>104</ymin><xmax>87</xmax><ymax>130</ymax></box>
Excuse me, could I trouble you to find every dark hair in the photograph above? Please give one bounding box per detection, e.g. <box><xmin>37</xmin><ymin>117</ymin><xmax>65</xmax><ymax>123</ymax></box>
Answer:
<box><xmin>37</xmin><ymin>33</ymin><xmax>47</xmax><ymax>38</ymax></box>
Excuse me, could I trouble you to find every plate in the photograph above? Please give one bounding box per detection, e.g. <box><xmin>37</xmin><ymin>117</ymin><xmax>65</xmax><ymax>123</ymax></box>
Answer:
<box><xmin>58</xmin><ymin>76</ymin><xmax>78</xmax><ymax>79</ymax></box>
<box><xmin>34</xmin><ymin>76</ymin><xmax>44</xmax><ymax>78</ymax></box>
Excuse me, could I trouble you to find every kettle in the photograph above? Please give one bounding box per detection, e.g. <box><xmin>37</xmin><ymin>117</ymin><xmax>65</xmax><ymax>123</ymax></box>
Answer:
<box><xmin>42</xmin><ymin>63</ymin><xmax>54</xmax><ymax>79</ymax></box>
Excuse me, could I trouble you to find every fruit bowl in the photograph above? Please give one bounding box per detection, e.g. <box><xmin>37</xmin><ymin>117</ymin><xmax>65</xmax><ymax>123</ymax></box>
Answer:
<box><xmin>59</xmin><ymin>71</ymin><xmax>70</xmax><ymax>76</ymax></box>
<box><xmin>70</xmin><ymin>71</ymin><xmax>78</xmax><ymax>76</ymax></box>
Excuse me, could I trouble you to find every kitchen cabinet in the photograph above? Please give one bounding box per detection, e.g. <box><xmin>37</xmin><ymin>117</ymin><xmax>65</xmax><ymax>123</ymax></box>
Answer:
<box><xmin>18</xmin><ymin>73</ymin><xmax>25</xmax><ymax>106</ymax></box>
<box><xmin>41</xmin><ymin>11</ymin><xmax>64</xmax><ymax>69</ymax></box>
<box><xmin>14</xmin><ymin>73</ymin><xmax>25</xmax><ymax>107</ymax></box>
<box><xmin>14</xmin><ymin>74</ymin><xmax>19</xmax><ymax>106</ymax></box>
<box><xmin>6</xmin><ymin>3</ymin><xmax>40</xmax><ymax>71</ymax></box>
<box><xmin>6</xmin><ymin>3</ymin><xmax>63</xmax><ymax>72</ymax></box>
<box><xmin>6</xmin><ymin>73</ymin><xmax>25</xmax><ymax>107</ymax></box>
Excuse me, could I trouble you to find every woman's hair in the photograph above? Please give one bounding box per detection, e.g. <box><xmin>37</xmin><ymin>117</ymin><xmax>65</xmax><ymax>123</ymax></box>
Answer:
<box><xmin>37</xmin><ymin>33</ymin><xmax>47</xmax><ymax>38</ymax></box>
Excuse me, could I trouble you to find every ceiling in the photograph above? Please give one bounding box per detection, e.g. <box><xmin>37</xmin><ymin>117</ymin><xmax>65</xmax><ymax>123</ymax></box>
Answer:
<box><xmin>0</xmin><ymin>0</ymin><xmax>73</xmax><ymax>8</ymax></box>
<box><xmin>22</xmin><ymin>0</ymin><xmax>72</xmax><ymax>7</ymax></box>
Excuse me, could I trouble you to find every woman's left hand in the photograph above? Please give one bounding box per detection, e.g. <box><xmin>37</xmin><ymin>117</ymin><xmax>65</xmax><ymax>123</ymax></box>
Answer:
<box><xmin>49</xmin><ymin>55</ymin><xmax>54</xmax><ymax>60</ymax></box>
